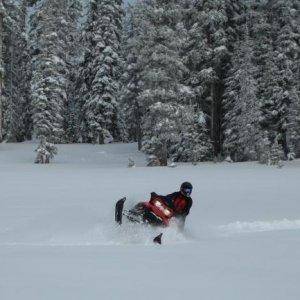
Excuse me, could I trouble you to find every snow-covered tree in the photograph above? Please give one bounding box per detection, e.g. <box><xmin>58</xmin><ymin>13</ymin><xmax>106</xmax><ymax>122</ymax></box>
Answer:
<box><xmin>65</xmin><ymin>0</ymin><xmax>83</xmax><ymax>143</ymax></box>
<box><xmin>250</xmin><ymin>1</ymin><xmax>272</xmax><ymax>69</ymax></box>
<box><xmin>142</xmin><ymin>102</ymin><xmax>186</xmax><ymax>166</ymax></box>
<box><xmin>131</xmin><ymin>0</ymin><xmax>192</xmax><ymax>160</ymax></box>
<box><xmin>268</xmin><ymin>137</ymin><xmax>284</xmax><ymax>166</ymax></box>
<box><xmin>29</xmin><ymin>0</ymin><xmax>70</xmax><ymax>145</ymax></box>
<box><xmin>259</xmin><ymin>0</ymin><xmax>300</xmax><ymax>159</ymax></box>
<box><xmin>259</xmin><ymin>51</ymin><xmax>292</xmax><ymax>160</ymax></box>
<box><xmin>173</xmin><ymin>108</ymin><xmax>213</xmax><ymax>162</ymax></box>
<box><xmin>35</xmin><ymin>135</ymin><xmax>57</xmax><ymax>164</ymax></box>
<box><xmin>0</xmin><ymin>0</ymin><xmax>4</xmax><ymax>142</ymax></box>
<box><xmin>184</xmin><ymin>0</ymin><xmax>230</xmax><ymax>158</ymax></box>
<box><xmin>3</xmin><ymin>0</ymin><xmax>31</xmax><ymax>142</ymax></box>
<box><xmin>270</xmin><ymin>0</ymin><xmax>300</xmax><ymax>158</ymax></box>
<box><xmin>223</xmin><ymin>27</ymin><xmax>261</xmax><ymax>161</ymax></box>
<box><xmin>78</xmin><ymin>0</ymin><xmax>123</xmax><ymax>144</ymax></box>
<box><xmin>120</xmin><ymin>4</ymin><xmax>143</xmax><ymax>148</ymax></box>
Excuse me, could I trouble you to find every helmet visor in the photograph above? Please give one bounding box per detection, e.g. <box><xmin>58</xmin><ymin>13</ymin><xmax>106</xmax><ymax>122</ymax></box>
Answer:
<box><xmin>182</xmin><ymin>187</ymin><xmax>192</xmax><ymax>196</ymax></box>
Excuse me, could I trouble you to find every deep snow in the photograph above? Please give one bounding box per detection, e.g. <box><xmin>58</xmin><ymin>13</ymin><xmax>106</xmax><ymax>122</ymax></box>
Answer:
<box><xmin>0</xmin><ymin>142</ymin><xmax>300</xmax><ymax>300</ymax></box>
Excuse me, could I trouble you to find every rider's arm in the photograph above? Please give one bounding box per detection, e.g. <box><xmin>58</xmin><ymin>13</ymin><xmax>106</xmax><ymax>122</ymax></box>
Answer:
<box><xmin>159</xmin><ymin>192</ymin><xmax>178</xmax><ymax>207</ymax></box>
<box><xmin>176</xmin><ymin>197</ymin><xmax>193</xmax><ymax>230</ymax></box>
<box><xmin>185</xmin><ymin>197</ymin><xmax>193</xmax><ymax>215</ymax></box>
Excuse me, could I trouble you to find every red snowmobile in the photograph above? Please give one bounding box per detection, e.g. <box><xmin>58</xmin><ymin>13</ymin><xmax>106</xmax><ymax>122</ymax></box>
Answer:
<box><xmin>115</xmin><ymin>193</ymin><xmax>174</xmax><ymax>244</ymax></box>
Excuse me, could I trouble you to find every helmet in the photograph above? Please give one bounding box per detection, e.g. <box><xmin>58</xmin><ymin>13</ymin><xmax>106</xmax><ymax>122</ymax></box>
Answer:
<box><xmin>180</xmin><ymin>182</ymin><xmax>193</xmax><ymax>197</ymax></box>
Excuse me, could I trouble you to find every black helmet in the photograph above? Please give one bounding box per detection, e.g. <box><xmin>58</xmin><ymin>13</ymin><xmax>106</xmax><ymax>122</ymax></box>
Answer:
<box><xmin>180</xmin><ymin>182</ymin><xmax>193</xmax><ymax>197</ymax></box>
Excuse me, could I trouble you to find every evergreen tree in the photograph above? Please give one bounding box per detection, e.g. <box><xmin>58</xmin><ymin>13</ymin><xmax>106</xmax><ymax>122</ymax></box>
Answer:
<box><xmin>120</xmin><ymin>4</ymin><xmax>143</xmax><ymax>148</ymax></box>
<box><xmin>270</xmin><ymin>0</ymin><xmax>300</xmax><ymax>157</ymax></box>
<box><xmin>250</xmin><ymin>0</ymin><xmax>272</xmax><ymax>69</ymax></box>
<box><xmin>183</xmin><ymin>1</ymin><xmax>211</xmax><ymax>113</ymax></box>
<box><xmin>269</xmin><ymin>137</ymin><xmax>284</xmax><ymax>166</ymax></box>
<box><xmin>259</xmin><ymin>0</ymin><xmax>300</xmax><ymax>159</ymax></box>
<box><xmin>259</xmin><ymin>51</ymin><xmax>291</xmax><ymax>160</ymax></box>
<box><xmin>28</xmin><ymin>0</ymin><xmax>70</xmax><ymax>144</ymax></box>
<box><xmin>3</xmin><ymin>0</ymin><xmax>31</xmax><ymax>142</ymax></box>
<box><xmin>65</xmin><ymin>0</ymin><xmax>83</xmax><ymax>142</ymax></box>
<box><xmin>132</xmin><ymin>0</ymin><xmax>192</xmax><ymax>161</ymax></box>
<box><xmin>142</xmin><ymin>102</ymin><xmax>187</xmax><ymax>165</ymax></box>
<box><xmin>223</xmin><ymin>28</ymin><xmax>261</xmax><ymax>161</ymax></box>
<box><xmin>173</xmin><ymin>108</ymin><xmax>213</xmax><ymax>162</ymax></box>
<box><xmin>185</xmin><ymin>0</ymin><xmax>229</xmax><ymax>158</ymax></box>
<box><xmin>34</xmin><ymin>135</ymin><xmax>57</xmax><ymax>164</ymax></box>
<box><xmin>78</xmin><ymin>0</ymin><xmax>123</xmax><ymax>144</ymax></box>
<box><xmin>0</xmin><ymin>0</ymin><xmax>5</xmax><ymax>142</ymax></box>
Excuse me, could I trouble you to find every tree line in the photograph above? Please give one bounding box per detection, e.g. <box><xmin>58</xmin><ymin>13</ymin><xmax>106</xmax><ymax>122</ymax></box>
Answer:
<box><xmin>0</xmin><ymin>0</ymin><xmax>299</xmax><ymax>164</ymax></box>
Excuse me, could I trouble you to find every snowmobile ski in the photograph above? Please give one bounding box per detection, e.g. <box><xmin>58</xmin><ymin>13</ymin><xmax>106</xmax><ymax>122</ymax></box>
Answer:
<box><xmin>153</xmin><ymin>233</ymin><xmax>163</xmax><ymax>245</ymax></box>
<box><xmin>115</xmin><ymin>197</ymin><xmax>126</xmax><ymax>225</ymax></box>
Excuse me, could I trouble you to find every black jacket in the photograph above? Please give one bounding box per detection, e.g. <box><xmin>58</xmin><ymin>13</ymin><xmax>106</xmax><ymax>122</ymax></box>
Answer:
<box><xmin>152</xmin><ymin>191</ymin><xmax>193</xmax><ymax>229</ymax></box>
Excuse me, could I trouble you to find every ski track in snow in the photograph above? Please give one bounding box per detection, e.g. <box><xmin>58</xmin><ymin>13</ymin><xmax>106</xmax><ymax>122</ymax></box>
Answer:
<box><xmin>218</xmin><ymin>219</ymin><xmax>300</xmax><ymax>235</ymax></box>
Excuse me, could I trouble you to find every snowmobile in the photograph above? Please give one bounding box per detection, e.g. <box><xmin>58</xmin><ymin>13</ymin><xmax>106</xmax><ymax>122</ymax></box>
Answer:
<box><xmin>115</xmin><ymin>193</ymin><xmax>174</xmax><ymax>244</ymax></box>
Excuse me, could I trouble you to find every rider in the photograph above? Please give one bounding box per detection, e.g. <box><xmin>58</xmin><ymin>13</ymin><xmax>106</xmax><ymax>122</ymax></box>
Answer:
<box><xmin>154</xmin><ymin>182</ymin><xmax>193</xmax><ymax>229</ymax></box>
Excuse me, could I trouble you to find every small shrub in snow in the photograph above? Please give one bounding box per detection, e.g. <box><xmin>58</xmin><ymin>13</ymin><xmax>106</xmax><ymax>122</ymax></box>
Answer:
<box><xmin>128</xmin><ymin>157</ymin><xmax>135</xmax><ymax>168</ymax></box>
<box><xmin>147</xmin><ymin>155</ymin><xmax>161</xmax><ymax>167</ymax></box>
<box><xmin>287</xmin><ymin>152</ymin><xmax>295</xmax><ymax>161</ymax></box>
<box><xmin>168</xmin><ymin>159</ymin><xmax>177</xmax><ymax>168</ymax></box>
<box><xmin>268</xmin><ymin>139</ymin><xmax>284</xmax><ymax>166</ymax></box>
<box><xmin>225</xmin><ymin>156</ymin><xmax>233</xmax><ymax>163</ymax></box>
<box><xmin>35</xmin><ymin>136</ymin><xmax>57</xmax><ymax>164</ymax></box>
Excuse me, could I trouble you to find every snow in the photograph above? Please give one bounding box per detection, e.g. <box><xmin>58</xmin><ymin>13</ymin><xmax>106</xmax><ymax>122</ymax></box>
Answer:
<box><xmin>0</xmin><ymin>142</ymin><xmax>300</xmax><ymax>300</ymax></box>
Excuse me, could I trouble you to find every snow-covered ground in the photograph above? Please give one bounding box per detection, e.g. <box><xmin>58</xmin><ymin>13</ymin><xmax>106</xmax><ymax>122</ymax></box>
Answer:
<box><xmin>0</xmin><ymin>142</ymin><xmax>300</xmax><ymax>300</ymax></box>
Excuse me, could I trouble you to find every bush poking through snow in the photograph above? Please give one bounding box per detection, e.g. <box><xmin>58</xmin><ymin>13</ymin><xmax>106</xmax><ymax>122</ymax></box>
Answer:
<box><xmin>225</xmin><ymin>156</ymin><xmax>233</xmax><ymax>163</ymax></box>
<box><xmin>287</xmin><ymin>152</ymin><xmax>295</xmax><ymax>161</ymax></box>
<box><xmin>147</xmin><ymin>155</ymin><xmax>161</xmax><ymax>167</ymax></box>
<box><xmin>267</xmin><ymin>139</ymin><xmax>284</xmax><ymax>167</ymax></box>
<box><xmin>35</xmin><ymin>136</ymin><xmax>57</xmax><ymax>164</ymax></box>
<box><xmin>128</xmin><ymin>157</ymin><xmax>135</xmax><ymax>168</ymax></box>
<box><xmin>168</xmin><ymin>158</ymin><xmax>177</xmax><ymax>168</ymax></box>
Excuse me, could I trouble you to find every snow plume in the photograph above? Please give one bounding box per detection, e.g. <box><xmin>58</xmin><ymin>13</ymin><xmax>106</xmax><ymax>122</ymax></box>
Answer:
<box><xmin>91</xmin><ymin>213</ymin><xmax>193</xmax><ymax>246</ymax></box>
<box><xmin>218</xmin><ymin>219</ymin><xmax>300</xmax><ymax>235</ymax></box>
<box><xmin>0</xmin><ymin>208</ymin><xmax>191</xmax><ymax>247</ymax></box>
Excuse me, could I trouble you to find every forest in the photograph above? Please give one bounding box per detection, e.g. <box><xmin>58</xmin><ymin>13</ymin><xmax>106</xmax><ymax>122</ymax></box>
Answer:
<box><xmin>0</xmin><ymin>0</ymin><xmax>299</xmax><ymax>165</ymax></box>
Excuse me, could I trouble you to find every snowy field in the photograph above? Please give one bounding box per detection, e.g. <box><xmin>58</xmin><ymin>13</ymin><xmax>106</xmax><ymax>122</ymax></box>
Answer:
<box><xmin>0</xmin><ymin>142</ymin><xmax>300</xmax><ymax>300</ymax></box>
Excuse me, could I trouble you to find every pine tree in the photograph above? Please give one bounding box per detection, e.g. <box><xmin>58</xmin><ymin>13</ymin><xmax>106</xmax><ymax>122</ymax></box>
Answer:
<box><xmin>3</xmin><ymin>0</ymin><xmax>31</xmax><ymax>142</ymax></box>
<box><xmin>78</xmin><ymin>0</ymin><xmax>123</xmax><ymax>144</ymax></box>
<box><xmin>120</xmin><ymin>4</ymin><xmax>143</xmax><ymax>148</ymax></box>
<box><xmin>0</xmin><ymin>0</ymin><xmax>5</xmax><ymax>142</ymax></box>
<box><xmin>142</xmin><ymin>102</ymin><xmax>186</xmax><ymax>165</ymax></box>
<box><xmin>259</xmin><ymin>51</ymin><xmax>291</xmax><ymax>161</ymax></box>
<box><xmin>173</xmin><ymin>108</ymin><xmax>213</xmax><ymax>162</ymax></box>
<box><xmin>259</xmin><ymin>0</ymin><xmax>300</xmax><ymax>159</ymax></box>
<box><xmin>183</xmin><ymin>1</ymin><xmax>210</xmax><ymax>113</ymax></box>
<box><xmin>250</xmin><ymin>0</ymin><xmax>272</xmax><ymax>69</ymax></box>
<box><xmin>269</xmin><ymin>137</ymin><xmax>284</xmax><ymax>166</ymax></box>
<box><xmin>223</xmin><ymin>27</ymin><xmax>261</xmax><ymax>161</ymax></box>
<box><xmin>65</xmin><ymin>0</ymin><xmax>83</xmax><ymax>143</ymax></box>
<box><xmin>34</xmin><ymin>135</ymin><xmax>57</xmax><ymax>164</ymax></box>
<box><xmin>131</xmin><ymin>0</ymin><xmax>192</xmax><ymax>161</ymax></box>
<box><xmin>270</xmin><ymin>0</ymin><xmax>300</xmax><ymax>158</ymax></box>
<box><xmin>225</xmin><ymin>0</ymin><xmax>247</xmax><ymax>52</ymax></box>
<box><xmin>29</xmin><ymin>0</ymin><xmax>70</xmax><ymax>145</ymax></box>
<box><xmin>185</xmin><ymin>0</ymin><xmax>229</xmax><ymax>158</ymax></box>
